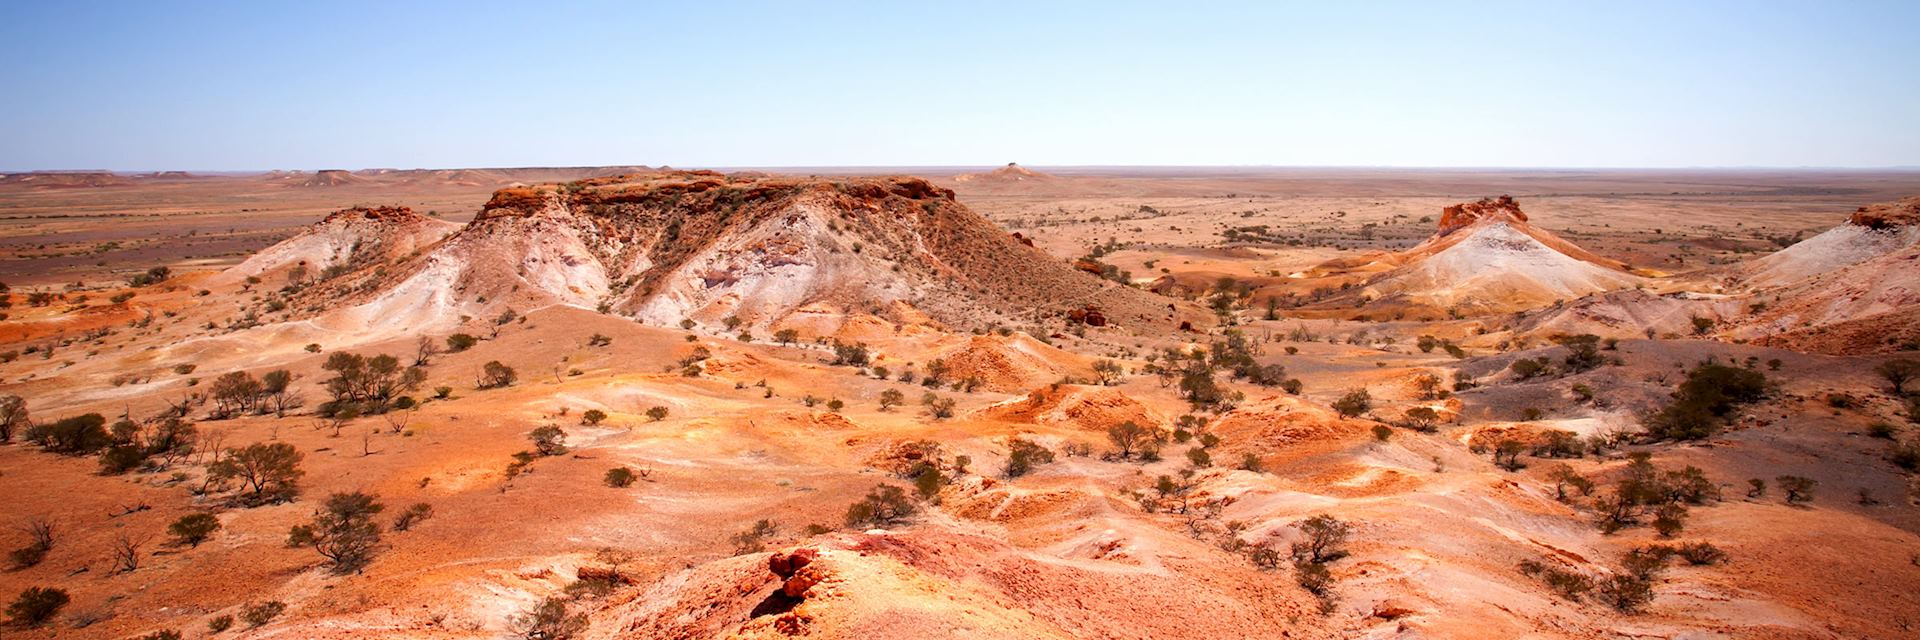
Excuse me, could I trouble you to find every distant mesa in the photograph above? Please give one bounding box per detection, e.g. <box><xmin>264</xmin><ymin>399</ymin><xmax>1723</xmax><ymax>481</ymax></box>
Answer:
<box><xmin>0</xmin><ymin>170</ymin><xmax>131</xmax><ymax>189</ymax></box>
<box><xmin>300</xmin><ymin>169</ymin><xmax>364</xmax><ymax>187</ymax></box>
<box><xmin>953</xmin><ymin>162</ymin><xmax>1055</xmax><ymax>184</ymax></box>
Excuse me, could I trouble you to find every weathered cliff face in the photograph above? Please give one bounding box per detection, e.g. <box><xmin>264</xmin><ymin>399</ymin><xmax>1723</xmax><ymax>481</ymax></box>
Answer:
<box><xmin>259</xmin><ymin>171</ymin><xmax>1194</xmax><ymax>339</ymax></box>
<box><xmin>1436</xmin><ymin>195</ymin><xmax>1526</xmax><ymax>236</ymax></box>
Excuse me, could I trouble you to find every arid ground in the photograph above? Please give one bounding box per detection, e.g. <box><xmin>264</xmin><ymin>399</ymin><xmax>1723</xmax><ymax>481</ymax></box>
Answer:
<box><xmin>2</xmin><ymin>166</ymin><xmax>1919</xmax><ymax>639</ymax></box>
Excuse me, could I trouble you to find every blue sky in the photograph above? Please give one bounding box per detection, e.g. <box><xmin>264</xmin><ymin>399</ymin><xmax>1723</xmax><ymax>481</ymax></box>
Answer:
<box><xmin>2</xmin><ymin>1</ymin><xmax>1916</xmax><ymax>170</ymax></box>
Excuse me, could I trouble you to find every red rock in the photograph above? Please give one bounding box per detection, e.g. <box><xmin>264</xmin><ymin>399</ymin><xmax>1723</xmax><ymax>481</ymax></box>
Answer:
<box><xmin>1437</xmin><ymin>195</ymin><xmax>1525</xmax><ymax>236</ymax></box>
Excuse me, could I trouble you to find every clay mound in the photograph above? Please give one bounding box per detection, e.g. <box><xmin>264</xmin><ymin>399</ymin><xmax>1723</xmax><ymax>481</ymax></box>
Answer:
<box><xmin>979</xmin><ymin>383</ymin><xmax>1164</xmax><ymax>431</ymax></box>
<box><xmin>1739</xmin><ymin>197</ymin><xmax>1920</xmax><ymax>289</ymax></box>
<box><xmin>1210</xmin><ymin>395</ymin><xmax>1372</xmax><ymax>459</ymax></box>
<box><xmin>302</xmin><ymin>170</ymin><xmax>1187</xmax><ymax>335</ymax></box>
<box><xmin>602</xmin><ymin>532</ymin><xmax>1317</xmax><ymax>640</ymax></box>
<box><xmin>953</xmin><ymin>162</ymin><xmax>1056</xmax><ymax>184</ymax></box>
<box><xmin>1511</xmin><ymin>288</ymin><xmax>1725</xmax><ymax>341</ymax></box>
<box><xmin>1738</xmin><ymin>240</ymin><xmax>1920</xmax><ymax>354</ymax></box>
<box><xmin>1310</xmin><ymin>196</ymin><xmax>1644</xmax><ymax>315</ymax></box>
<box><xmin>936</xmin><ymin>334</ymin><xmax>1090</xmax><ymax>392</ymax></box>
<box><xmin>222</xmin><ymin>205</ymin><xmax>460</xmax><ymax>283</ymax></box>
<box><xmin>0</xmin><ymin>170</ymin><xmax>131</xmax><ymax>189</ymax></box>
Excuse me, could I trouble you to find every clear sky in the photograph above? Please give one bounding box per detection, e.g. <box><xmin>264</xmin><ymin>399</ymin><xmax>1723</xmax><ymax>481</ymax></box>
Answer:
<box><xmin>3</xmin><ymin>1</ymin><xmax>1917</xmax><ymax>171</ymax></box>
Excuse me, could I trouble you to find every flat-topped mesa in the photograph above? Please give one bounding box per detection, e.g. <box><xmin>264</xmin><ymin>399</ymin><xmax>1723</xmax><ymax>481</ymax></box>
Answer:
<box><xmin>322</xmin><ymin>205</ymin><xmax>424</xmax><ymax>224</ymax></box>
<box><xmin>474</xmin><ymin>171</ymin><xmax>955</xmax><ymax>221</ymax></box>
<box><xmin>1848</xmin><ymin>197</ymin><xmax>1920</xmax><ymax>230</ymax></box>
<box><xmin>1437</xmin><ymin>195</ymin><xmax>1526</xmax><ymax>236</ymax></box>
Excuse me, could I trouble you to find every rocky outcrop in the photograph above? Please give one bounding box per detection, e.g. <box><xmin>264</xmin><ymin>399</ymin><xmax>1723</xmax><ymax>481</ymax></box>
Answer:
<box><xmin>1437</xmin><ymin>195</ymin><xmax>1525</xmax><ymax>236</ymax></box>
<box><xmin>1848</xmin><ymin>197</ymin><xmax>1920</xmax><ymax>229</ymax></box>
<box><xmin>321</xmin><ymin>205</ymin><xmax>426</xmax><ymax>223</ymax></box>
<box><xmin>767</xmin><ymin>547</ymin><xmax>821</xmax><ymax>597</ymax></box>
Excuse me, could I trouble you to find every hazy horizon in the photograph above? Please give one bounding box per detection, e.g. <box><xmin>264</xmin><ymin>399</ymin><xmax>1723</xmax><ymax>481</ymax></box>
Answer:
<box><xmin>4</xmin><ymin>1</ymin><xmax>1918</xmax><ymax>171</ymax></box>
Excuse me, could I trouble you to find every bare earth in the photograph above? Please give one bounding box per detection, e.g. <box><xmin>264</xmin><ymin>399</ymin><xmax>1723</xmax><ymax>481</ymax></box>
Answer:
<box><xmin>1</xmin><ymin>166</ymin><xmax>1918</xmax><ymax>640</ymax></box>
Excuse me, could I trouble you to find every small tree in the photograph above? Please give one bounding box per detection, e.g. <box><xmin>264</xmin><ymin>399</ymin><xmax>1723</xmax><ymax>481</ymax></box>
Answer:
<box><xmin>581</xmin><ymin>409</ymin><xmax>607</xmax><ymax>426</ymax></box>
<box><xmin>1093</xmin><ymin>359</ymin><xmax>1125</xmax><ymax>386</ymax></box>
<box><xmin>1290</xmin><ymin>514</ymin><xmax>1350</xmax><ymax>564</ymax></box>
<box><xmin>478</xmin><ymin>361</ymin><xmax>517</xmax><ymax>389</ymax></box>
<box><xmin>774</xmin><ymin>328</ymin><xmax>799</xmax><ymax>345</ymax></box>
<box><xmin>1876</xmin><ymin>358</ymin><xmax>1919</xmax><ymax>395</ymax></box>
<box><xmin>1493</xmin><ymin>439</ymin><xmax>1527</xmax><ymax>471</ymax></box>
<box><xmin>287</xmin><ymin>492</ymin><xmax>385</xmax><ymax>575</ymax></box>
<box><xmin>878</xmin><ymin>388</ymin><xmax>905</xmax><ymax>411</ymax></box>
<box><xmin>644</xmin><ymin>406</ymin><xmax>669</xmax><ymax>422</ymax></box>
<box><xmin>1106</xmin><ymin>421</ymin><xmax>1157</xmax><ymax>460</ymax></box>
<box><xmin>209</xmin><ymin>442</ymin><xmax>304</xmax><ymax>506</ymax></box>
<box><xmin>529</xmin><ymin>425</ymin><xmax>568</xmax><ymax>456</ymax></box>
<box><xmin>167</xmin><ymin>513</ymin><xmax>221</xmax><ymax>547</ymax></box>
<box><xmin>1331</xmin><ymin>389</ymin><xmax>1371</xmax><ymax>418</ymax></box>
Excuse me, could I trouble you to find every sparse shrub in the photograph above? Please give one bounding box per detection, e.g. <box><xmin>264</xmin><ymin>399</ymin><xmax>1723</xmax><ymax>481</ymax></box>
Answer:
<box><xmin>1776</xmin><ymin>475</ymin><xmax>1816</xmax><ymax>504</ymax></box>
<box><xmin>730</xmin><ymin>519</ymin><xmax>777</xmax><ymax>554</ymax></box>
<box><xmin>1370</xmin><ymin>425</ymin><xmax>1392</xmax><ymax>441</ymax></box>
<box><xmin>843</xmin><ymin>484</ymin><xmax>916</xmax><ymax>529</ymax></box>
<box><xmin>1673</xmin><ymin>541</ymin><xmax>1726</xmax><ymax>565</ymax></box>
<box><xmin>240</xmin><ymin>601</ymin><xmax>285</xmax><ymax>628</ymax></box>
<box><xmin>6</xmin><ymin>586</ymin><xmax>69</xmax><ymax>626</ymax></box>
<box><xmin>1510</xmin><ymin>358</ymin><xmax>1547</xmax><ymax>380</ymax></box>
<box><xmin>208</xmin><ymin>615</ymin><xmax>234</xmax><ymax>633</ymax></box>
<box><xmin>581</xmin><ymin>409</ymin><xmax>607</xmax><ymax>426</ymax></box>
<box><xmin>168</xmin><ymin>513</ymin><xmax>221</xmax><ymax>547</ymax></box>
<box><xmin>1492</xmin><ymin>439</ymin><xmax>1527</xmax><ymax>471</ymax></box>
<box><xmin>511</xmin><ymin>596</ymin><xmax>586</xmax><ymax>640</ymax></box>
<box><xmin>391</xmin><ymin>503</ymin><xmax>434</xmax><ymax>532</ymax></box>
<box><xmin>878</xmin><ymin>388</ymin><xmax>905</xmax><ymax>411</ymax></box>
<box><xmin>1644</xmin><ymin>363</ymin><xmax>1767</xmax><ymax>441</ymax></box>
<box><xmin>645</xmin><ymin>406</ymin><xmax>668</xmax><ymax>422</ymax></box>
<box><xmin>604</xmin><ymin>467</ymin><xmax>638</xmax><ymax>488</ymax></box>
<box><xmin>26</xmin><ymin>412</ymin><xmax>110</xmax><ymax>455</ymax></box>
<box><xmin>445</xmin><ymin>334</ymin><xmax>478</xmax><ymax>352</ymax></box>
<box><xmin>1331</xmin><ymin>389</ymin><xmax>1370</xmax><ymax>418</ymax></box>
<box><xmin>132</xmin><ymin>630</ymin><xmax>183</xmax><ymax>640</ymax></box>
<box><xmin>1004</xmin><ymin>438</ymin><xmax>1055</xmax><ymax>478</ymax></box>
